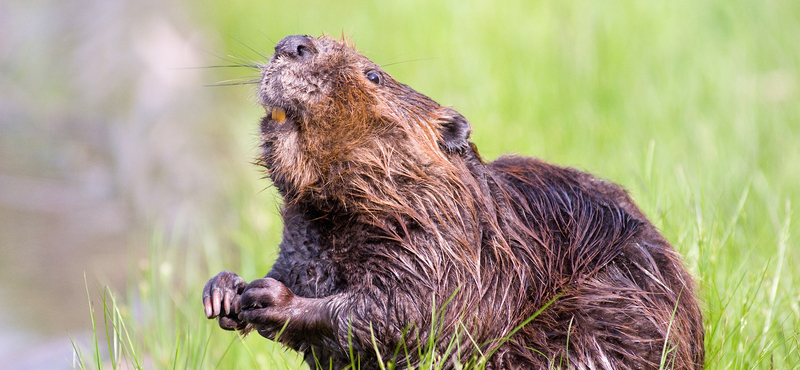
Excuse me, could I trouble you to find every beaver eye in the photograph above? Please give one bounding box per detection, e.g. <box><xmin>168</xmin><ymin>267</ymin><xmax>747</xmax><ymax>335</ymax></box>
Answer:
<box><xmin>366</xmin><ymin>71</ymin><xmax>382</xmax><ymax>85</ymax></box>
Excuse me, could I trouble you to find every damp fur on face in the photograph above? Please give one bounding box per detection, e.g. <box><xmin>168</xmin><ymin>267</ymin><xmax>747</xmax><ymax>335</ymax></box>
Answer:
<box><xmin>257</xmin><ymin>35</ymin><xmax>475</xmax><ymax>207</ymax></box>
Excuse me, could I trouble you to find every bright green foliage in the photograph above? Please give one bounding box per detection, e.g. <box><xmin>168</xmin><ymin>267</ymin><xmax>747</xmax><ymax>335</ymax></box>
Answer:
<box><xmin>77</xmin><ymin>0</ymin><xmax>800</xmax><ymax>368</ymax></box>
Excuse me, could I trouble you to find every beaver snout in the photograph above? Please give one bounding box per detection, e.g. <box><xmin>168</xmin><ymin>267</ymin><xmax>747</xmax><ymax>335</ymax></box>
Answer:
<box><xmin>274</xmin><ymin>35</ymin><xmax>317</xmax><ymax>60</ymax></box>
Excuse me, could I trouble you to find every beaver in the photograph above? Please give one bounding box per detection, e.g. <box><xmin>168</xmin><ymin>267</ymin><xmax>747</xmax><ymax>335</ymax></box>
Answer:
<box><xmin>203</xmin><ymin>34</ymin><xmax>704</xmax><ymax>369</ymax></box>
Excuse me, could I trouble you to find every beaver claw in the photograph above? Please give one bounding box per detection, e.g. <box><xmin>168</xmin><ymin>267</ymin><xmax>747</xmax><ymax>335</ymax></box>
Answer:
<box><xmin>203</xmin><ymin>271</ymin><xmax>248</xmax><ymax>330</ymax></box>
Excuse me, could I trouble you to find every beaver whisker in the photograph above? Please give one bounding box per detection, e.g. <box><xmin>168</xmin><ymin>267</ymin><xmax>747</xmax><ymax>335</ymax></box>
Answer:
<box><xmin>204</xmin><ymin>78</ymin><xmax>260</xmax><ymax>87</ymax></box>
<box><xmin>379</xmin><ymin>57</ymin><xmax>437</xmax><ymax>68</ymax></box>
<box><xmin>173</xmin><ymin>64</ymin><xmax>262</xmax><ymax>70</ymax></box>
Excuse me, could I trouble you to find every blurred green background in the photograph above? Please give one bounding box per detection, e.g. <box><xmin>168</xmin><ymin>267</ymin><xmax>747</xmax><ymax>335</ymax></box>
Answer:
<box><xmin>1</xmin><ymin>0</ymin><xmax>798</xmax><ymax>368</ymax></box>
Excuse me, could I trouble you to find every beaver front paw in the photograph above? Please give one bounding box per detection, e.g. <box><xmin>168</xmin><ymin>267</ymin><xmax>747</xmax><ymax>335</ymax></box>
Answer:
<box><xmin>237</xmin><ymin>278</ymin><xmax>298</xmax><ymax>337</ymax></box>
<box><xmin>202</xmin><ymin>271</ymin><xmax>248</xmax><ymax>331</ymax></box>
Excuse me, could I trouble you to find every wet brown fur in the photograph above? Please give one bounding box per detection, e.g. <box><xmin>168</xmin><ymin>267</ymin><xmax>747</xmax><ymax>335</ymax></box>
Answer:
<box><xmin>206</xmin><ymin>35</ymin><xmax>704</xmax><ymax>369</ymax></box>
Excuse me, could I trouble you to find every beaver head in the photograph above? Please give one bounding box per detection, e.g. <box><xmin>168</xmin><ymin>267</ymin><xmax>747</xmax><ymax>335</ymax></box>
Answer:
<box><xmin>258</xmin><ymin>35</ymin><xmax>474</xmax><ymax>205</ymax></box>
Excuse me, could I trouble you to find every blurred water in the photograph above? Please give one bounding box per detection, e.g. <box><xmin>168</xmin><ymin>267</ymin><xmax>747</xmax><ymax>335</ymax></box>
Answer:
<box><xmin>0</xmin><ymin>0</ymin><xmax>251</xmax><ymax>367</ymax></box>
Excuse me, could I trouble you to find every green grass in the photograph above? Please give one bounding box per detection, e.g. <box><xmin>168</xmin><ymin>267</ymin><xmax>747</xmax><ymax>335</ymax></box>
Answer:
<box><xmin>75</xmin><ymin>0</ymin><xmax>799</xmax><ymax>368</ymax></box>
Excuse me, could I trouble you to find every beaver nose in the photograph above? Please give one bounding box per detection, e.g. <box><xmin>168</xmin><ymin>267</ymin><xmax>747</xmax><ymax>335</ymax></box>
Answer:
<box><xmin>274</xmin><ymin>35</ymin><xmax>317</xmax><ymax>60</ymax></box>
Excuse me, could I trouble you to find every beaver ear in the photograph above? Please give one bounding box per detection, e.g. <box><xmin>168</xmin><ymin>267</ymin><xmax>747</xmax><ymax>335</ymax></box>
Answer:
<box><xmin>438</xmin><ymin>108</ymin><xmax>472</xmax><ymax>154</ymax></box>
